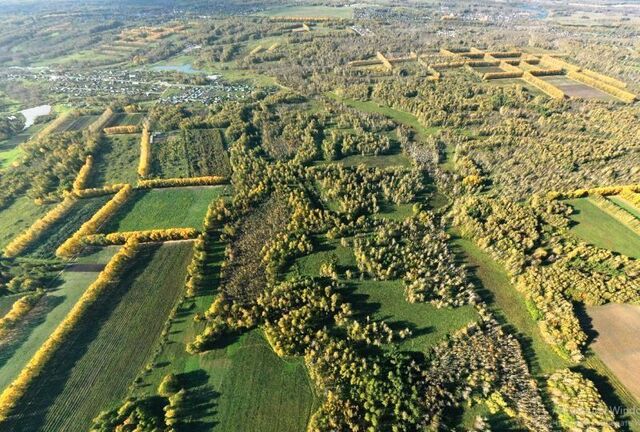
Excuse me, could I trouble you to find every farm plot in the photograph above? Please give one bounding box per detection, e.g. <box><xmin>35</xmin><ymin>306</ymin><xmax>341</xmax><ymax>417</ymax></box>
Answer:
<box><xmin>0</xmin><ymin>196</ymin><xmax>52</xmax><ymax>249</ymax></box>
<box><xmin>101</xmin><ymin>186</ymin><xmax>229</xmax><ymax>233</ymax></box>
<box><xmin>104</xmin><ymin>112</ymin><xmax>144</xmax><ymax>128</ymax></box>
<box><xmin>0</xmin><ymin>246</ymin><xmax>118</xmax><ymax>394</ymax></box>
<box><xmin>152</xmin><ymin>128</ymin><xmax>231</xmax><ymax>178</ymax></box>
<box><xmin>2</xmin><ymin>242</ymin><xmax>192</xmax><ymax>432</ymax></box>
<box><xmin>53</xmin><ymin>115</ymin><xmax>100</xmax><ymax>133</ymax></box>
<box><xmin>87</xmin><ymin>133</ymin><xmax>140</xmax><ymax>187</ymax></box>
<box><xmin>538</xmin><ymin>76</ymin><xmax>617</xmax><ymax>101</ymax></box>
<box><xmin>22</xmin><ymin>195</ymin><xmax>111</xmax><ymax>259</ymax></box>
<box><xmin>567</xmin><ymin>198</ymin><xmax>640</xmax><ymax>258</ymax></box>
<box><xmin>587</xmin><ymin>304</ymin><xmax>640</xmax><ymax>401</ymax></box>
<box><xmin>0</xmin><ymin>123</ymin><xmax>47</xmax><ymax>169</ymax></box>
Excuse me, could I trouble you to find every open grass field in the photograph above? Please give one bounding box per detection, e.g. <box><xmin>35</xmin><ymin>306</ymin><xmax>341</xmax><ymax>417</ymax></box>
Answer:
<box><xmin>0</xmin><ymin>247</ymin><xmax>118</xmax><ymax>394</ymax></box>
<box><xmin>0</xmin><ymin>196</ymin><xmax>52</xmax><ymax>249</ymax></box>
<box><xmin>451</xmin><ymin>235</ymin><xmax>569</xmax><ymax>375</ymax></box>
<box><xmin>567</xmin><ymin>198</ymin><xmax>640</xmax><ymax>259</ymax></box>
<box><xmin>2</xmin><ymin>242</ymin><xmax>192</xmax><ymax>432</ymax></box>
<box><xmin>345</xmin><ymin>280</ymin><xmax>478</xmax><ymax>353</ymax></box>
<box><xmin>261</xmin><ymin>5</ymin><xmax>354</xmax><ymax>18</ymax></box>
<box><xmin>23</xmin><ymin>195</ymin><xmax>111</xmax><ymax>258</ymax></box>
<box><xmin>102</xmin><ymin>186</ymin><xmax>229</xmax><ymax>233</ymax></box>
<box><xmin>539</xmin><ymin>75</ymin><xmax>617</xmax><ymax>101</ymax></box>
<box><xmin>53</xmin><ymin>115</ymin><xmax>100</xmax><ymax>133</ymax></box>
<box><xmin>587</xmin><ymin>304</ymin><xmax>640</xmax><ymax>401</ymax></box>
<box><xmin>88</xmin><ymin>133</ymin><xmax>140</xmax><ymax>187</ymax></box>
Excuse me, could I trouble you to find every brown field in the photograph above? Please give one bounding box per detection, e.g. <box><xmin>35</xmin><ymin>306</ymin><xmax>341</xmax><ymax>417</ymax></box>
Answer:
<box><xmin>539</xmin><ymin>75</ymin><xmax>617</xmax><ymax>101</ymax></box>
<box><xmin>588</xmin><ymin>303</ymin><xmax>640</xmax><ymax>400</ymax></box>
<box><xmin>472</xmin><ymin>66</ymin><xmax>504</xmax><ymax>74</ymax></box>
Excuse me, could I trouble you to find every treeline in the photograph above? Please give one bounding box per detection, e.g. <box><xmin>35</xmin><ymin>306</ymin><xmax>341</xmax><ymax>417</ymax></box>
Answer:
<box><xmin>83</xmin><ymin>228</ymin><xmax>198</xmax><ymax>246</ymax></box>
<box><xmin>0</xmin><ymin>239</ymin><xmax>139</xmax><ymax>422</ymax></box>
<box><xmin>3</xmin><ymin>196</ymin><xmax>76</xmax><ymax>258</ymax></box>
<box><xmin>0</xmin><ymin>290</ymin><xmax>45</xmax><ymax>340</ymax></box>
<box><xmin>56</xmin><ymin>185</ymin><xmax>132</xmax><ymax>258</ymax></box>
<box><xmin>137</xmin><ymin>125</ymin><xmax>151</xmax><ymax>178</ymax></box>
<box><xmin>137</xmin><ymin>176</ymin><xmax>227</xmax><ymax>189</ymax></box>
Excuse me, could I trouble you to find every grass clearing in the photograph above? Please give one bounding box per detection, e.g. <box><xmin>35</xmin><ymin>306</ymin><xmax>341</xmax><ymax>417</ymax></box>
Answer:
<box><xmin>290</xmin><ymin>237</ymin><xmax>477</xmax><ymax>353</ymax></box>
<box><xmin>3</xmin><ymin>243</ymin><xmax>192</xmax><ymax>432</ymax></box>
<box><xmin>451</xmin><ymin>235</ymin><xmax>569</xmax><ymax>375</ymax></box>
<box><xmin>567</xmin><ymin>198</ymin><xmax>640</xmax><ymax>258</ymax></box>
<box><xmin>102</xmin><ymin>186</ymin><xmax>230</xmax><ymax>233</ymax></box>
<box><xmin>0</xmin><ymin>196</ymin><xmax>52</xmax><ymax>249</ymax></box>
<box><xmin>0</xmin><ymin>246</ymin><xmax>118</xmax><ymax>394</ymax></box>
<box><xmin>327</xmin><ymin>94</ymin><xmax>439</xmax><ymax>140</ymax></box>
<box><xmin>88</xmin><ymin>133</ymin><xmax>140</xmax><ymax>187</ymax></box>
<box><xmin>345</xmin><ymin>280</ymin><xmax>478</xmax><ymax>353</ymax></box>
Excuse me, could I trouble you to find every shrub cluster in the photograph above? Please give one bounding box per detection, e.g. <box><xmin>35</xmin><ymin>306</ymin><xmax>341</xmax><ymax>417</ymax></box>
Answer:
<box><xmin>547</xmin><ymin>369</ymin><xmax>618</xmax><ymax>431</ymax></box>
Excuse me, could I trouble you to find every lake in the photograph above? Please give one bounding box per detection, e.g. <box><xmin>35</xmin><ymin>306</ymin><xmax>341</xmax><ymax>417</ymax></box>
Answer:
<box><xmin>19</xmin><ymin>104</ymin><xmax>51</xmax><ymax>129</ymax></box>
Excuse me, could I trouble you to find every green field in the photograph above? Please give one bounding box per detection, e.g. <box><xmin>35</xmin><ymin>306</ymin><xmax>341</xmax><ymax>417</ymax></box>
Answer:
<box><xmin>452</xmin><ymin>235</ymin><xmax>569</xmax><ymax>375</ymax></box>
<box><xmin>102</xmin><ymin>186</ymin><xmax>229</xmax><ymax>233</ymax></box>
<box><xmin>346</xmin><ymin>280</ymin><xmax>478</xmax><ymax>353</ymax></box>
<box><xmin>262</xmin><ymin>5</ymin><xmax>354</xmax><ymax>18</ymax></box>
<box><xmin>0</xmin><ymin>246</ymin><xmax>118</xmax><ymax>394</ymax></box>
<box><xmin>3</xmin><ymin>243</ymin><xmax>192</xmax><ymax>432</ymax></box>
<box><xmin>0</xmin><ymin>196</ymin><xmax>52</xmax><ymax>249</ymax></box>
<box><xmin>88</xmin><ymin>133</ymin><xmax>140</xmax><ymax>187</ymax></box>
<box><xmin>54</xmin><ymin>115</ymin><xmax>99</xmax><ymax>133</ymax></box>
<box><xmin>0</xmin><ymin>123</ymin><xmax>47</xmax><ymax>168</ymax></box>
<box><xmin>0</xmin><ymin>124</ymin><xmax>46</xmax><ymax>169</ymax></box>
<box><xmin>152</xmin><ymin>128</ymin><xmax>231</xmax><ymax>178</ymax></box>
<box><xmin>567</xmin><ymin>198</ymin><xmax>640</xmax><ymax>258</ymax></box>
<box><xmin>24</xmin><ymin>195</ymin><xmax>111</xmax><ymax>258</ymax></box>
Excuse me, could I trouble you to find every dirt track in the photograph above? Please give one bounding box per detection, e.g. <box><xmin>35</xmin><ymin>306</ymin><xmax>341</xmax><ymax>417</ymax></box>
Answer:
<box><xmin>588</xmin><ymin>303</ymin><xmax>640</xmax><ymax>400</ymax></box>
